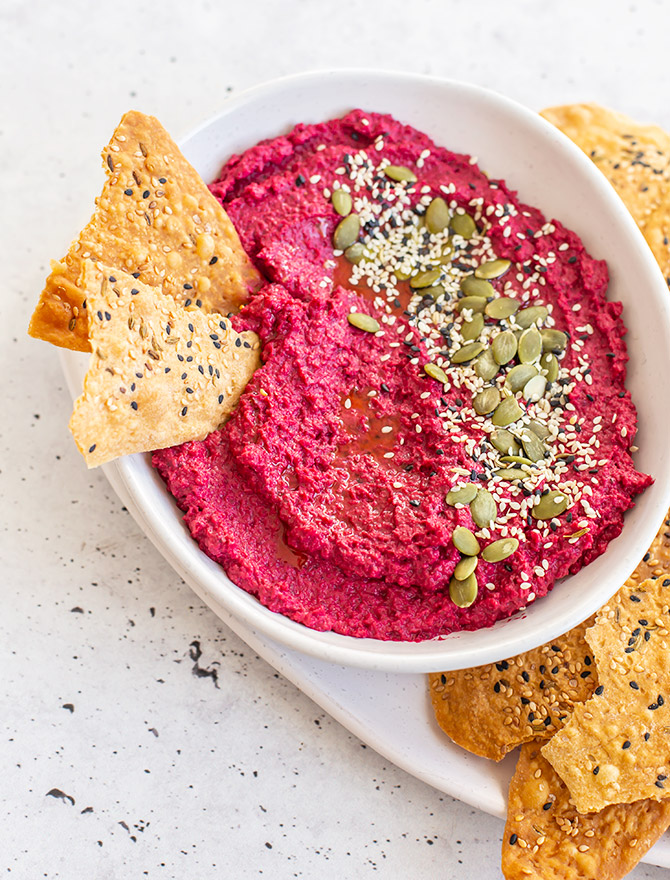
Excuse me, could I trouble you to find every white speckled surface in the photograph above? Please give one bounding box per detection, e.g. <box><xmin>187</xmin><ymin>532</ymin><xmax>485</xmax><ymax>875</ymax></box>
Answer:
<box><xmin>4</xmin><ymin>1</ymin><xmax>670</xmax><ymax>877</ymax></box>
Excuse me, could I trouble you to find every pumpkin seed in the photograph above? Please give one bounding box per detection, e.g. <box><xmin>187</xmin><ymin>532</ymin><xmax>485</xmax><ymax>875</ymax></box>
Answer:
<box><xmin>333</xmin><ymin>213</ymin><xmax>360</xmax><ymax>250</ymax></box>
<box><xmin>449</xmin><ymin>573</ymin><xmax>478</xmax><ymax>608</ymax></box>
<box><xmin>428</xmin><ymin>284</ymin><xmax>446</xmax><ymax>301</ymax></box>
<box><xmin>523</xmin><ymin>374</ymin><xmax>548</xmax><ymax>402</ymax></box>
<box><xmin>540</xmin><ymin>352</ymin><xmax>559</xmax><ymax>383</ymax></box>
<box><xmin>424</xmin><ymin>363</ymin><xmax>449</xmax><ymax>385</ymax></box>
<box><xmin>541</xmin><ymin>329</ymin><xmax>568</xmax><ymax>353</ymax></box>
<box><xmin>475</xmin><ymin>258</ymin><xmax>511</xmax><ymax>279</ymax></box>
<box><xmin>446</xmin><ymin>483</ymin><xmax>478</xmax><ymax>506</ymax></box>
<box><xmin>331</xmin><ymin>189</ymin><xmax>352</xmax><ymax>216</ymax></box>
<box><xmin>450</xmin><ymin>212</ymin><xmax>477</xmax><ymax>239</ymax></box>
<box><xmin>485</xmin><ymin>297</ymin><xmax>520</xmax><ymax>320</ymax></box>
<box><xmin>494</xmin><ymin>467</ymin><xmax>528</xmax><ymax>480</ymax></box>
<box><xmin>531</xmin><ymin>490</ymin><xmax>570</xmax><ymax>520</ymax></box>
<box><xmin>410</xmin><ymin>268</ymin><xmax>442</xmax><ymax>289</ymax></box>
<box><xmin>527</xmin><ymin>420</ymin><xmax>550</xmax><ymax>440</ymax></box>
<box><xmin>451</xmin><ymin>342</ymin><xmax>485</xmax><ymax>364</ymax></box>
<box><xmin>518</xmin><ymin>326</ymin><xmax>542</xmax><ymax>363</ymax></box>
<box><xmin>456</xmin><ymin>295</ymin><xmax>487</xmax><ymax>313</ymax></box>
<box><xmin>394</xmin><ymin>267</ymin><xmax>412</xmax><ymax>281</ymax></box>
<box><xmin>460</xmin><ymin>276</ymin><xmax>494</xmax><ymax>298</ymax></box>
<box><xmin>384</xmin><ymin>164</ymin><xmax>417</xmax><ymax>183</ymax></box>
<box><xmin>500</xmin><ymin>454</ymin><xmax>535</xmax><ymax>466</ymax></box>
<box><xmin>491</xmin><ymin>396</ymin><xmax>523</xmax><ymax>427</ymax></box>
<box><xmin>344</xmin><ymin>242</ymin><xmax>366</xmax><ymax>264</ymax></box>
<box><xmin>473</xmin><ymin>386</ymin><xmax>501</xmax><ymax>415</ymax></box>
<box><xmin>505</xmin><ymin>364</ymin><xmax>537</xmax><ymax>393</ymax></box>
<box><xmin>453</xmin><ymin>555</ymin><xmax>478</xmax><ymax>580</ymax></box>
<box><xmin>492</xmin><ymin>331</ymin><xmax>518</xmax><ymax>365</ymax></box>
<box><xmin>425</xmin><ymin>196</ymin><xmax>450</xmax><ymax>234</ymax></box>
<box><xmin>452</xmin><ymin>526</ymin><xmax>481</xmax><ymax>556</ymax></box>
<box><xmin>470</xmin><ymin>489</ymin><xmax>497</xmax><ymax>528</ymax></box>
<box><xmin>515</xmin><ymin>305</ymin><xmax>548</xmax><ymax>329</ymax></box>
<box><xmin>347</xmin><ymin>312</ymin><xmax>380</xmax><ymax>333</ymax></box>
<box><xmin>461</xmin><ymin>312</ymin><xmax>484</xmax><ymax>341</ymax></box>
<box><xmin>519</xmin><ymin>430</ymin><xmax>546</xmax><ymax>462</ymax></box>
<box><xmin>490</xmin><ymin>429</ymin><xmax>520</xmax><ymax>456</ymax></box>
<box><xmin>482</xmin><ymin>538</ymin><xmax>519</xmax><ymax>563</ymax></box>
<box><xmin>474</xmin><ymin>349</ymin><xmax>499</xmax><ymax>381</ymax></box>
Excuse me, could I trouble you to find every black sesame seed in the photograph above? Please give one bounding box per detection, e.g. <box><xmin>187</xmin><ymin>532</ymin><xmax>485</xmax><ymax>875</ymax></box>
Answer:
<box><xmin>235</xmin><ymin>338</ymin><xmax>242</xmax><ymax>348</ymax></box>
<box><xmin>88</xmin><ymin>444</ymin><xmax>96</xmax><ymax>453</ymax></box>
<box><xmin>542</xmin><ymin>802</ymin><xmax>552</xmax><ymax>811</ymax></box>
<box><xmin>509</xmin><ymin>834</ymin><xmax>517</xmax><ymax>845</ymax></box>
<box><xmin>184</xmin><ymin>283</ymin><xmax>193</xmax><ymax>290</ymax></box>
<box><xmin>209</xmin><ymin>256</ymin><xmax>218</xmax><ymax>265</ymax></box>
<box><xmin>645</xmin><ymin>732</ymin><xmax>651</xmax><ymax>741</ymax></box>
<box><xmin>622</xmin><ymin>740</ymin><xmax>631</xmax><ymax>749</ymax></box>
<box><xmin>595</xmin><ymin>685</ymin><xmax>604</xmax><ymax>696</ymax></box>
<box><xmin>593</xmin><ymin>766</ymin><xmax>599</xmax><ymax>775</ymax></box>
<box><xmin>124</xmin><ymin>188</ymin><xmax>133</xmax><ymax>196</ymax></box>
<box><xmin>521</xmin><ymin>671</ymin><xmax>530</xmax><ymax>683</ymax></box>
<box><xmin>630</xmin><ymin>681</ymin><xmax>639</xmax><ymax>690</ymax></box>
<box><xmin>130</xmin><ymin>401</ymin><xmax>138</xmax><ymax>411</ymax></box>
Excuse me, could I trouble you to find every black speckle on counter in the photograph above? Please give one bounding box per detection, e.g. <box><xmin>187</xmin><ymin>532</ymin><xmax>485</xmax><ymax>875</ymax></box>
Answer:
<box><xmin>70</xmin><ymin>607</ymin><xmax>84</xmax><ymax>613</ymax></box>
<box><xmin>189</xmin><ymin>640</ymin><xmax>219</xmax><ymax>688</ymax></box>
<box><xmin>46</xmin><ymin>788</ymin><xmax>75</xmax><ymax>805</ymax></box>
<box><xmin>81</xmin><ymin>806</ymin><xmax>94</xmax><ymax>814</ymax></box>
<box><xmin>62</xmin><ymin>703</ymin><xmax>74</xmax><ymax>713</ymax></box>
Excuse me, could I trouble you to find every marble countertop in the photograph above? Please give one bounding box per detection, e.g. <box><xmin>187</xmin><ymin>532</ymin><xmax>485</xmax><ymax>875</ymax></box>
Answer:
<box><xmin>4</xmin><ymin>1</ymin><xmax>670</xmax><ymax>876</ymax></box>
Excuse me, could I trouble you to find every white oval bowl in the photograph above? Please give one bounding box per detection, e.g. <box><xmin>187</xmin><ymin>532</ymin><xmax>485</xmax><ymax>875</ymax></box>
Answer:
<box><xmin>61</xmin><ymin>70</ymin><xmax>670</xmax><ymax>672</ymax></box>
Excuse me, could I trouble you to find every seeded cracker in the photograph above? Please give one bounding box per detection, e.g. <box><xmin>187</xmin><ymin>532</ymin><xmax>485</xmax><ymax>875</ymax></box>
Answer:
<box><xmin>69</xmin><ymin>261</ymin><xmax>260</xmax><ymax>467</ymax></box>
<box><xmin>541</xmin><ymin>103</ymin><xmax>670</xmax><ymax>284</ymax></box>
<box><xmin>29</xmin><ymin>111</ymin><xmax>261</xmax><ymax>352</ymax></box>
<box><xmin>428</xmin><ymin>620</ymin><xmax>597</xmax><ymax>761</ymax></box>
<box><xmin>542</xmin><ymin>576</ymin><xmax>670</xmax><ymax>813</ymax></box>
<box><xmin>502</xmin><ymin>743</ymin><xmax>670</xmax><ymax>880</ymax></box>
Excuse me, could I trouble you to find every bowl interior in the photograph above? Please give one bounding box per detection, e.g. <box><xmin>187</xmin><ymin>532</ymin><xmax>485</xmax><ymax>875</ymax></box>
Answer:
<box><xmin>64</xmin><ymin>71</ymin><xmax>670</xmax><ymax>672</ymax></box>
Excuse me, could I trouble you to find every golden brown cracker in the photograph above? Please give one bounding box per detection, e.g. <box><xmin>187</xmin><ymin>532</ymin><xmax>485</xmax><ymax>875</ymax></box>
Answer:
<box><xmin>541</xmin><ymin>103</ymin><xmax>670</xmax><ymax>284</ymax></box>
<box><xmin>29</xmin><ymin>111</ymin><xmax>261</xmax><ymax>352</ymax></box>
<box><xmin>69</xmin><ymin>261</ymin><xmax>260</xmax><ymax>467</ymax></box>
<box><xmin>543</xmin><ymin>577</ymin><xmax>670</xmax><ymax>813</ymax></box>
<box><xmin>428</xmin><ymin>619</ymin><xmax>597</xmax><ymax>762</ymax></box>
<box><xmin>502</xmin><ymin>742</ymin><xmax>670</xmax><ymax>880</ymax></box>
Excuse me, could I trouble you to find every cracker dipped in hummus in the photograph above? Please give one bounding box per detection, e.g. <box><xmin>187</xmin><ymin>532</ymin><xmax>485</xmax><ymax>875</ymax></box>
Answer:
<box><xmin>153</xmin><ymin>109</ymin><xmax>650</xmax><ymax>641</ymax></box>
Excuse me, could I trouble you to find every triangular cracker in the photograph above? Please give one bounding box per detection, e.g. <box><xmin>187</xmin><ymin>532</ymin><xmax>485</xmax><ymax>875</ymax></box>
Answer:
<box><xmin>29</xmin><ymin>111</ymin><xmax>261</xmax><ymax>352</ymax></box>
<box><xmin>69</xmin><ymin>261</ymin><xmax>260</xmax><ymax>467</ymax></box>
<box><xmin>543</xmin><ymin>577</ymin><xmax>670</xmax><ymax>812</ymax></box>
<box><xmin>541</xmin><ymin>103</ymin><xmax>670</xmax><ymax>284</ymax></box>
<box><xmin>502</xmin><ymin>743</ymin><xmax>670</xmax><ymax>880</ymax></box>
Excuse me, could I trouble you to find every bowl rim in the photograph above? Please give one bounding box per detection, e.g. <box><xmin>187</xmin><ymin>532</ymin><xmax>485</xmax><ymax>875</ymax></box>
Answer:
<box><xmin>62</xmin><ymin>69</ymin><xmax>670</xmax><ymax>672</ymax></box>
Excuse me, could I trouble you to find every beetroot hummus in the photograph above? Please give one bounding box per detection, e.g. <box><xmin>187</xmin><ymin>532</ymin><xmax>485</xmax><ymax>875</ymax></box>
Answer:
<box><xmin>153</xmin><ymin>110</ymin><xmax>650</xmax><ymax>641</ymax></box>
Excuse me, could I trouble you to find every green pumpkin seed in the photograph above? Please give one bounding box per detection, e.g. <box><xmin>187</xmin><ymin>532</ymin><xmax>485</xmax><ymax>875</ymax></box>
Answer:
<box><xmin>474</xmin><ymin>349</ymin><xmax>500</xmax><ymax>381</ymax></box>
<box><xmin>470</xmin><ymin>489</ymin><xmax>497</xmax><ymax>528</ymax></box>
<box><xmin>450</xmin><ymin>212</ymin><xmax>477</xmax><ymax>239</ymax></box>
<box><xmin>424</xmin><ymin>363</ymin><xmax>449</xmax><ymax>385</ymax></box>
<box><xmin>446</xmin><ymin>483</ymin><xmax>478</xmax><ymax>506</ymax></box>
<box><xmin>460</xmin><ymin>276</ymin><xmax>494</xmax><ymax>298</ymax></box>
<box><xmin>481</xmin><ymin>538</ymin><xmax>519</xmax><ymax>563</ymax></box>
<box><xmin>515</xmin><ymin>305</ymin><xmax>548</xmax><ymax>329</ymax></box>
<box><xmin>491</xmin><ymin>396</ymin><xmax>523</xmax><ymax>427</ymax></box>
<box><xmin>452</xmin><ymin>526</ymin><xmax>481</xmax><ymax>556</ymax></box>
<box><xmin>451</xmin><ymin>342</ymin><xmax>485</xmax><ymax>364</ymax></box>
<box><xmin>494</xmin><ymin>467</ymin><xmax>528</xmax><ymax>480</ymax></box>
<box><xmin>333</xmin><ymin>213</ymin><xmax>360</xmax><ymax>250</ymax></box>
<box><xmin>492</xmin><ymin>331</ymin><xmax>518</xmax><ymax>365</ymax></box>
<box><xmin>473</xmin><ymin>386</ymin><xmax>501</xmax><ymax>415</ymax></box>
<box><xmin>410</xmin><ymin>268</ymin><xmax>442</xmax><ymax>289</ymax></box>
<box><xmin>523</xmin><ymin>374</ymin><xmax>548</xmax><ymax>402</ymax></box>
<box><xmin>449</xmin><ymin>573</ymin><xmax>478</xmax><ymax>608</ymax></box>
<box><xmin>384</xmin><ymin>164</ymin><xmax>417</xmax><ymax>183</ymax></box>
<box><xmin>428</xmin><ymin>284</ymin><xmax>446</xmax><ymax>301</ymax></box>
<box><xmin>456</xmin><ymin>295</ymin><xmax>488</xmax><ymax>314</ymax></box>
<box><xmin>461</xmin><ymin>312</ymin><xmax>484</xmax><ymax>341</ymax></box>
<box><xmin>541</xmin><ymin>329</ymin><xmax>568</xmax><ymax>353</ymax></box>
<box><xmin>347</xmin><ymin>312</ymin><xmax>380</xmax><ymax>333</ymax></box>
<box><xmin>527</xmin><ymin>420</ymin><xmax>550</xmax><ymax>440</ymax></box>
<box><xmin>485</xmin><ymin>297</ymin><xmax>520</xmax><ymax>320</ymax></box>
<box><xmin>519</xmin><ymin>430</ymin><xmax>546</xmax><ymax>462</ymax></box>
<box><xmin>475</xmin><ymin>258</ymin><xmax>511</xmax><ymax>280</ymax></box>
<box><xmin>505</xmin><ymin>364</ymin><xmax>537</xmax><ymax>393</ymax></box>
<box><xmin>518</xmin><ymin>326</ymin><xmax>542</xmax><ymax>364</ymax></box>
<box><xmin>490</xmin><ymin>429</ymin><xmax>520</xmax><ymax>456</ymax></box>
<box><xmin>540</xmin><ymin>352</ymin><xmax>559</xmax><ymax>383</ymax></box>
<box><xmin>531</xmin><ymin>490</ymin><xmax>570</xmax><ymax>520</ymax></box>
<box><xmin>344</xmin><ymin>242</ymin><xmax>366</xmax><ymax>264</ymax></box>
<box><xmin>394</xmin><ymin>267</ymin><xmax>412</xmax><ymax>281</ymax></box>
<box><xmin>439</xmin><ymin>245</ymin><xmax>453</xmax><ymax>264</ymax></box>
<box><xmin>453</xmin><ymin>555</ymin><xmax>478</xmax><ymax>580</ymax></box>
<box><xmin>500</xmin><ymin>454</ymin><xmax>535</xmax><ymax>466</ymax></box>
<box><xmin>425</xmin><ymin>197</ymin><xmax>450</xmax><ymax>234</ymax></box>
<box><xmin>331</xmin><ymin>189</ymin><xmax>352</xmax><ymax>216</ymax></box>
